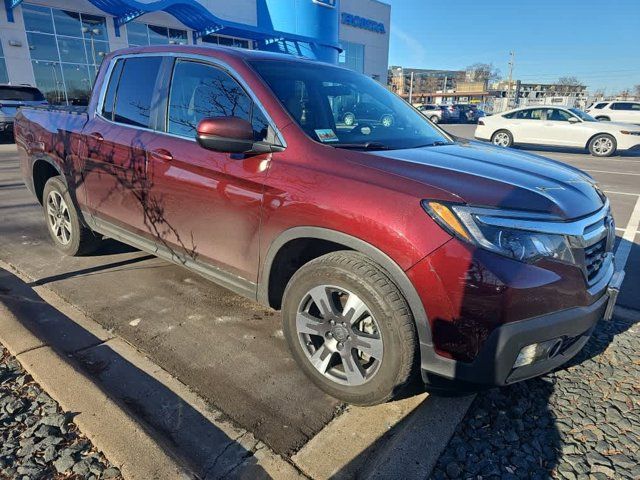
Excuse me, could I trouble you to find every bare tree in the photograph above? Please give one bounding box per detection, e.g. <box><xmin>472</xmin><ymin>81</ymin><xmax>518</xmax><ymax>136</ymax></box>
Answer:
<box><xmin>634</xmin><ymin>84</ymin><xmax>640</xmax><ymax>97</ymax></box>
<box><xmin>554</xmin><ymin>76</ymin><xmax>582</xmax><ymax>95</ymax></box>
<box><xmin>465</xmin><ymin>63</ymin><xmax>501</xmax><ymax>84</ymax></box>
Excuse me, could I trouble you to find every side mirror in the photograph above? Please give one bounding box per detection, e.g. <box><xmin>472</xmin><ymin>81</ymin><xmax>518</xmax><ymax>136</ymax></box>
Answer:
<box><xmin>196</xmin><ymin>117</ymin><xmax>284</xmax><ymax>154</ymax></box>
<box><xmin>568</xmin><ymin>116</ymin><xmax>580</xmax><ymax>124</ymax></box>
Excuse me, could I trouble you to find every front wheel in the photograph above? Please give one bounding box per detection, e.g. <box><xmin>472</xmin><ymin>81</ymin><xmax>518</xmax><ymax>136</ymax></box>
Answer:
<box><xmin>429</xmin><ymin>115</ymin><xmax>439</xmax><ymax>124</ymax></box>
<box><xmin>588</xmin><ymin>134</ymin><xmax>617</xmax><ymax>157</ymax></box>
<box><xmin>595</xmin><ymin>116</ymin><xmax>611</xmax><ymax>122</ymax></box>
<box><xmin>282</xmin><ymin>251</ymin><xmax>418</xmax><ymax>405</ymax></box>
<box><xmin>43</xmin><ymin>176</ymin><xmax>101</xmax><ymax>256</ymax></box>
<box><xmin>343</xmin><ymin>112</ymin><xmax>356</xmax><ymax>126</ymax></box>
<box><xmin>491</xmin><ymin>129</ymin><xmax>513</xmax><ymax>148</ymax></box>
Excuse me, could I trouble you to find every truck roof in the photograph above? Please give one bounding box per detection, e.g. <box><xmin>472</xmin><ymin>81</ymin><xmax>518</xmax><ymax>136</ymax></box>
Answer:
<box><xmin>108</xmin><ymin>44</ymin><xmax>330</xmax><ymax>66</ymax></box>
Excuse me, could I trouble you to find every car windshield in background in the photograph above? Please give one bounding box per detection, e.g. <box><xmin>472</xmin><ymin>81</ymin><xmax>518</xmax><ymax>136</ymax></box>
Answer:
<box><xmin>569</xmin><ymin>108</ymin><xmax>597</xmax><ymax>122</ymax></box>
<box><xmin>0</xmin><ymin>86</ymin><xmax>45</xmax><ymax>102</ymax></box>
<box><xmin>250</xmin><ymin>61</ymin><xmax>452</xmax><ymax>150</ymax></box>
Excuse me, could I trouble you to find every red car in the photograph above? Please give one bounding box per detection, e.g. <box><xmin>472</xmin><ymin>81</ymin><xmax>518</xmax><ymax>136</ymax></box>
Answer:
<box><xmin>15</xmin><ymin>46</ymin><xmax>623</xmax><ymax>405</ymax></box>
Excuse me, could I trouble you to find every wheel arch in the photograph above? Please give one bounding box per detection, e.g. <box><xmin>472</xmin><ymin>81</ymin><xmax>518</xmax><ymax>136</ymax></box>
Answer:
<box><xmin>259</xmin><ymin>226</ymin><xmax>433</xmax><ymax>347</ymax></box>
<box><xmin>32</xmin><ymin>157</ymin><xmax>63</xmax><ymax>204</ymax></box>
<box><xmin>585</xmin><ymin>131</ymin><xmax>616</xmax><ymax>150</ymax></box>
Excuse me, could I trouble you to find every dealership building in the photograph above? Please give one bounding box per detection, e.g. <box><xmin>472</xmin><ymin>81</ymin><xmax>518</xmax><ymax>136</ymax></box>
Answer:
<box><xmin>0</xmin><ymin>0</ymin><xmax>390</xmax><ymax>104</ymax></box>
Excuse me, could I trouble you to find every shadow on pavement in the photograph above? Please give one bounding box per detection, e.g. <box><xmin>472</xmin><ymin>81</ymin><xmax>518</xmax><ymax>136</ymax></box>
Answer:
<box><xmin>0</xmin><ymin>267</ymin><xmax>270</xmax><ymax>479</ymax></box>
<box><xmin>512</xmin><ymin>144</ymin><xmax>640</xmax><ymax>158</ymax></box>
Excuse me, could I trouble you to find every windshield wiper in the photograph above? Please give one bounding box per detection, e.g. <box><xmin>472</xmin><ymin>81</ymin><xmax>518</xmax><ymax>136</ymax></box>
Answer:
<box><xmin>332</xmin><ymin>142</ymin><xmax>389</xmax><ymax>150</ymax></box>
<box><xmin>417</xmin><ymin>141</ymin><xmax>452</xmax><ymax>147</ymax></box>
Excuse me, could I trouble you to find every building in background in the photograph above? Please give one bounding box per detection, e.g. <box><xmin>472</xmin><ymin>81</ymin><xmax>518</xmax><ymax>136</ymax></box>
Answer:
<box><xmin>0</xmin><ymin>0</ymin><xmax>390</xmax><ymax>104</ymax></box>
<box><xmin>489</xmin><ymin>80</ymin><xmax>589</xmax><ymax>112</ymax></box>
<box><xmin>388</xmin><ymin>66</ymin><xmax>490</xmax><ymax>105</ymax></box>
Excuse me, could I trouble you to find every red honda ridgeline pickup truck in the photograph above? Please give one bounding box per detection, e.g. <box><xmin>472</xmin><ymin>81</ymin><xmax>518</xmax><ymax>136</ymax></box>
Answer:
<box><xmin>15</xmin><ymin>46</ymin><xmax>624</xmax><ymax>405</ymax></box>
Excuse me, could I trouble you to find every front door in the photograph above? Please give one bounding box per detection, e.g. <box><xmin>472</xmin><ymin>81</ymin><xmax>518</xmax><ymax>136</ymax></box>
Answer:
<box><xmin>143</xmin><ymin>58</ymin><xmax>275</xmax><ymax>283</ymax></box>
<box><xmin>538</xmin><ymin>108</ymin><xmax>584</xmax><ymax>147</ymax></box>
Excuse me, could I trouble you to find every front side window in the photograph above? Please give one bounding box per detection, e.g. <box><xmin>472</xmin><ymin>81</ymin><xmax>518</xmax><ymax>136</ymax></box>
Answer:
<box><xmin>167</xmin><ymin>60</ymin><xmax>269</xmax><ymax>141</ymax></box>
<box><xmin>251</xmin><ymin>60</ymin><xmax>450</xmax><ymax>150</ymax></box>
<box><xmin>545</xmin><ymin>109</ymin><xmax>573</xmax><ymax>121</ymax></box>
<box><xmin>112</xmin><ymin>57</ymin><xmax>162</xmax><ymax>128</ymax></box>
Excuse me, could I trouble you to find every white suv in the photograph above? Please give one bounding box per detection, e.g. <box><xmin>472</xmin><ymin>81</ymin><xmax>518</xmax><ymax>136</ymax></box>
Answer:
<box><xmin>586</xmin><ymin>101</ymin><xmax>640</xmax><ymax>124</ymax></box>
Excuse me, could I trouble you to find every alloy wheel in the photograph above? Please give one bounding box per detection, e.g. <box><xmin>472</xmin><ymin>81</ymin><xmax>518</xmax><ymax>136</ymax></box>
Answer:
<box><xmin>493</xmin><ymin>132</ymin><xmax>510</xmax><ymax>147</ymax></box>
<box><xmin>46</xmin><ymin>191</ymin><xmax>72</xmax><ymax>245</ymax></box>
<box><xmin>592</xmin><ymin>137</ymin><xmax>614</xmax><ymax>156</ymax></box>
<box><xmin>296</xmin><ymin>285</ymin><xmax>383</xmax><ymax>386</ymax></box>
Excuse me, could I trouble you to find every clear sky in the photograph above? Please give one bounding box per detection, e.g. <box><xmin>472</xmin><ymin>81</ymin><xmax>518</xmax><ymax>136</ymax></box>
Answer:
<box><xmin>385</xmin><ymin>0</ymin><xmax>640</xmax><ymax>93</ymax></box>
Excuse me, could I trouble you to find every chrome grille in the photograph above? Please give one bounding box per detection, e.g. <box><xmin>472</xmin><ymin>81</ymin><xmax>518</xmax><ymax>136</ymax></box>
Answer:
<box><xmin>584</xmin><ymin>238</ymin><xmax>607</xmax><ymax>282</ymax></box>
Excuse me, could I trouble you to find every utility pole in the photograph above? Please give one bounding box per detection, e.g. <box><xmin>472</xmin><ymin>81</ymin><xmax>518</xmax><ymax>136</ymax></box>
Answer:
<box><xmin>506</xmin><ymin>51</ymin><xmax>515</xmax><ymax>109</ymax></box>
<box><xmin>409</xmin><ymin>71</ymin><xmax>414</xmax><ymax>104</ymax></box>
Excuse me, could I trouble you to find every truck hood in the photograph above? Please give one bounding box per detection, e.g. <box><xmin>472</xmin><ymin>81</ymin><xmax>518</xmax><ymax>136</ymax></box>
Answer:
<box><xmin>366</xmin><ymin>141</ymin><xmax>604</xmax><ymax>219</ymax></box>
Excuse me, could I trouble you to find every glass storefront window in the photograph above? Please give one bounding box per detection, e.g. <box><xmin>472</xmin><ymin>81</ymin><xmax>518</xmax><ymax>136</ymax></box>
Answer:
<box><xmin>26</xmin><ymin>32</ymin><xmax>59</xmax><ymax>61</ymax></box>
<box><xmin>23</xmin><ymin>3</ymin><xmax>110</xmax><ymax>105</ymax></box>
<box><xmin>127</xmin><ymin>23</ymin><xmax>188</xmax><ymax>47</ymax></box>
<box><xmin>53</xmin><ymin>9</ymin><xmax>82</xmax><ymax>38</ymax></box>
<box><xmin>0</xmin><ymin>42</ymin><xmax>8</xmax><ymax>84</ymax></box>
<box><xmin>338</xmin><ymin>40</ymin><xmax>365</xmax><ymax>74</ymax></box>
<box><xmin>22</xmin><ymin>4</ymin><xmax>55</xmax><ymax>34</ymax></box>
<box><xmin>126</xmin><ymin>22</ymin><xmax>149</xmax><ymax>46</ymax></box>
<box><xmin>201</xmin><ymin>35</ymin><xmax>250</xmax><ymax>49</ymax></box>
<box><xmin>58</xmin><ymin>37</ymin><xmax>87</xmax><ymax>64</ymax></box>
<box><xmin>31</xmin><ymin>61</ymin><xmax>65</xmax><ymax>104</ymax></box>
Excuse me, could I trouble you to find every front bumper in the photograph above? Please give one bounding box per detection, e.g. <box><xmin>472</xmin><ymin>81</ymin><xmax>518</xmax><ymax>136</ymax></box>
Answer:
<box><xmin>420</xmin><ymin>268</ymin><xmax>624</xmax><ymax>388</ymax></box>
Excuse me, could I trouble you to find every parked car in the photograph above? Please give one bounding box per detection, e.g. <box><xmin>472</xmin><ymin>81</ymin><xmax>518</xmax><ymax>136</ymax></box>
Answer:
<box><xmin>585</xmin><ymin>101</ymin><xmax>640</xmax><ymax>124</ymax></box>
<box><xmin>416</xmin><ymin>103</ymin><xmax>448</xmax><ymax>124</ymax></box>
<box><xmin>339</xmin><ymin>100</ymin><xmax>394</xmax><ymax>128</ymax></box>
<box><xmin>15</xmin><ymin>46</ymin><xmax>623</xmax><ymax>405</ymax></box>
<box><xmin>475</xmin><ymin>106</ymin><xmax>640</xmax><ymax>157</ymax></box>
<box><xmin>455</xmin><ymin>104</ymin><xmax>485</xmax><ymax>123</ymax></box>
<box><xmin>0</xmin><ymin>85</ymin><xmax>47</xmax><ymax>137</ymax></box>
<box><xmin>440</xmin><ymin>104</ymin><xmax>460</xmax><ymax>122</ymax></box>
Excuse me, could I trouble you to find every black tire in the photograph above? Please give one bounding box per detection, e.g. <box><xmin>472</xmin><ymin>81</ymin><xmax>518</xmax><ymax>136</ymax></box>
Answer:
<box><xmin>42</xmin><ymin>176</ymin><xmax>101</xmax><ymax>256</ymax></box>
<box><xmin>429</xmin><ymin>115</ymin><xmax>439</xmax><ymax>124</ymax></box>
<box><xmin>588</xmin><ymin>133</ymin><xmax>617</xmax><ymax>157</ymax></box>
<box><xmin>491</xmin><ymin>129</ymin><xmax>514</xmax><ymax>148</ymax></box>
<box><xmin>282</xmin><ymin>251</ymin><xmax>418</xmax><ymax>405</ymax></box>
<box><xmin>595</xmin><ymin>116</ymin><xmax>611</xmax><ymax>121</ymax></box>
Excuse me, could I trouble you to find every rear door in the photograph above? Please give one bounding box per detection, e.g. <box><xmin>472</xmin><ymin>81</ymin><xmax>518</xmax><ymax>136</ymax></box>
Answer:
<box><xmin>81</xmin><ymin>55</ymin><xmax>163</xmax><ymax>236</ymax></box>
<box><xmin>507</xmin><ymin>108</ymin><xmax>544</xmax><ymax>143</ymax></box>
<box><xmin>142</xmin><ymin>58</ymin><xmax>276</xmax><ymax>283</ymax></box>
<box><xmin>611</xmin><ymin>102</ymin><xmax>640</xmax><ymax>123</ymax></box>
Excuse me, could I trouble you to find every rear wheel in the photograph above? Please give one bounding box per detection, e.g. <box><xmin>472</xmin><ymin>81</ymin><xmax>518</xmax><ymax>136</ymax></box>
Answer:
<box><xmin>491</xmin><ymin>129</ymin><xmax>513</xmax><ymax>148</ymax></box>
<box><xmin>43</xmin><ymin>176</ymin><xmax>101</xmax><ymax>256</ymax></box>
<box><xmin>282</xmin><ymin>251</ymin><xmax>418</xmax><ymax>405</ymax></box>
<box><xmin>588</xmin><ymin>134</ymin><xmax>617</xmax><ymax>157</ymax></box>
<box><xmin>343</xmin><ymin>113</ymin><xmax>356</xmax><ymax>126</ymax></box>
<box><xmin>595</xmin><ymin>116</ymin><xmax>611</xmax><ymax>122</ymax></box>
<box><xmin>381</xmin><ymin>114</ymin><xmax>394</xmax><ymax>128</ymax></box>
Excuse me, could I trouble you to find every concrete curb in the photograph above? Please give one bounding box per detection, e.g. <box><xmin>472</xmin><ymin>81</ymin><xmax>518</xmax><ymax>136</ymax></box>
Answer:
<box><xmin>0</xmin><ymin>259</ymin><xmax>305</xmax><ymax>480</ymax></box>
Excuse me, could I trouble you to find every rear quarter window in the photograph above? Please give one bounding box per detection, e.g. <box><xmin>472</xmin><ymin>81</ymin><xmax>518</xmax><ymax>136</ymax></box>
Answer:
<box><xmin>0</xmin><ymin>86</ymin><xmax>45</xmax><ymax>101</ymax></box>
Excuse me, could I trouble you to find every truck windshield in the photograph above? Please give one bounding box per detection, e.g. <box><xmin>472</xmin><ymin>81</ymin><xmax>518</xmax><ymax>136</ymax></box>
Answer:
<box><xmin>0</xmin><ymin>86</ymin><xmax>45</xmax><ymax>102</ymax></box>
<box><xmin>250</xmin><ymin>60</ymin><xmax>452</xmax><ymax>150</ymax></box>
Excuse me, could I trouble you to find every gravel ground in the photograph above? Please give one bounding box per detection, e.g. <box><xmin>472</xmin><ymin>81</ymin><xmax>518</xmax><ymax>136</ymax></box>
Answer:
<box><xmin>431</xmin><ymin>311</ymin><xmax>640</xmax><ymax>480</ymax></box>
<box><xmin>0</xmin><ymin>346</ymin><xmax>122</xmax><ymax>480</ymax></box>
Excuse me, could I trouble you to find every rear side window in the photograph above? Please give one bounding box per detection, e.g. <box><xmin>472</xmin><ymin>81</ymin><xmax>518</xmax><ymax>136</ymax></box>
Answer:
<box><xmin>112</xmin><ymin>56</ymin><xmax>162</xmax><ymax>128</ymax></box>
<box><xmin>611</xmin><ymin>102</ymin><xmax>640</xmax><ymax>111</ymax></box>
<box><xmin>167</xmin><ymin>60</ymin><xmax>269</xmax><ymax>141</ymax></box>
<box><xmin>0</xmin><ymin>86</ymin><xmax>45</xmax><ymax>101</ymax></box>
<box><xmin>100</xmin><ymin>59</ymin><xmax>124</xmax><ymax>120</ymax></box>
<box><xmin>594</xmin><ymin>102</ymin><xmax>608</xmax><ymax>109</ymax></box>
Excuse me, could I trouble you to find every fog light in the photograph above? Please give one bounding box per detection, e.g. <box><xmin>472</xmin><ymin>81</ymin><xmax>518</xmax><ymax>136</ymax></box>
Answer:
<box><xmin>513</xmin><ymin>339</ymin><xmax>563</xmax><ymax>368</ymax></box>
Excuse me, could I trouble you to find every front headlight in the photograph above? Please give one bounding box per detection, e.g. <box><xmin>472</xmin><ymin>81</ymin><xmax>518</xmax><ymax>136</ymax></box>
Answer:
<box><xmin>423</xmin><ymin>201</ymin><xmax>575</xmax><ymax>264</ymax></box>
